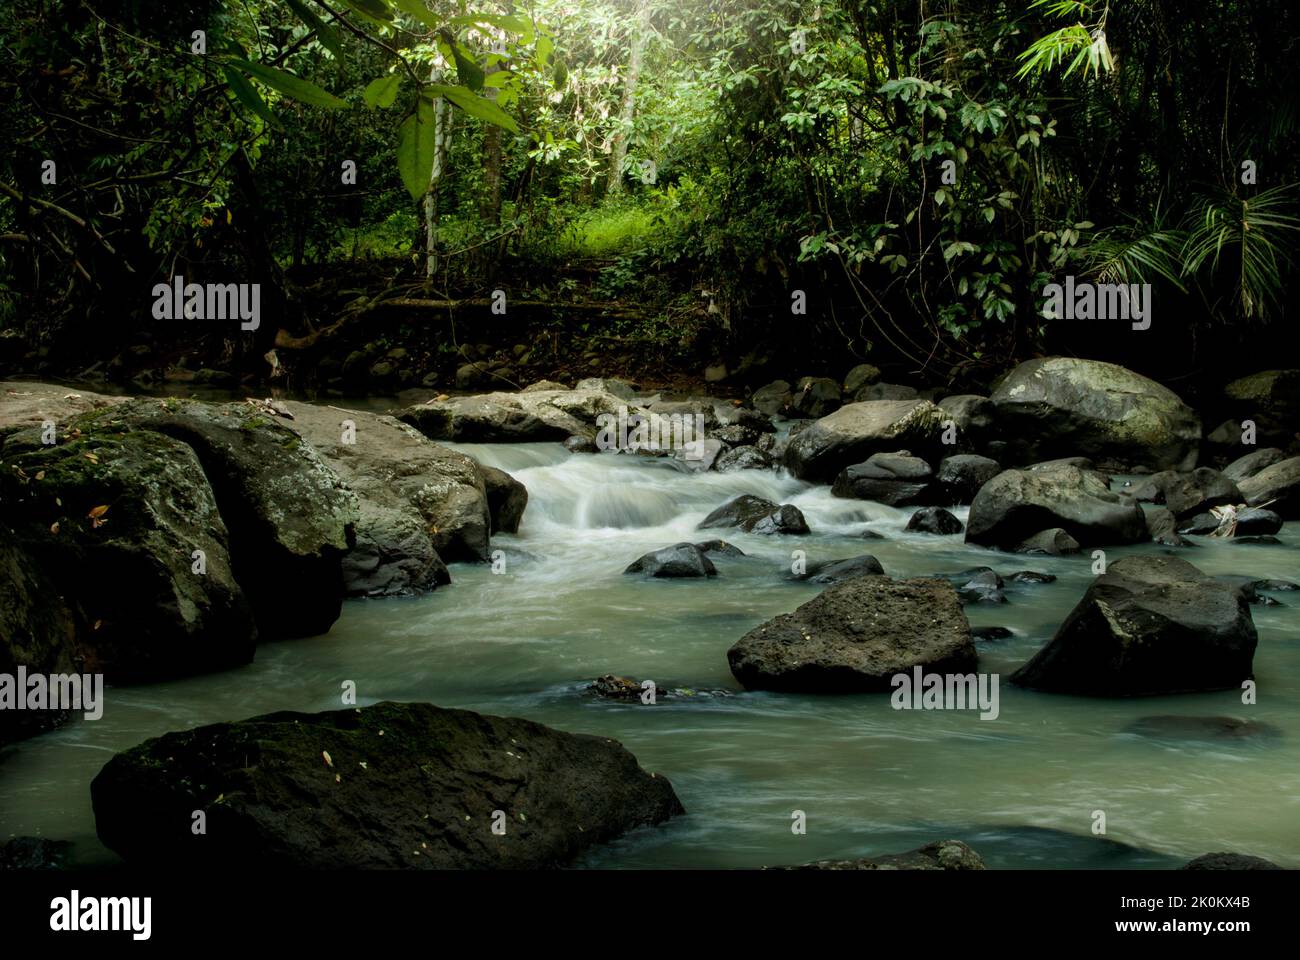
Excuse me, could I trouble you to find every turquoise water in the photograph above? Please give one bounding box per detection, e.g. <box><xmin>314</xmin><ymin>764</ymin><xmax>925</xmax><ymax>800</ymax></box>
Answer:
<box><xmin>2</xmin><ymin>441</ymin><xmax>1297</xmax><ymax>869</ymax></box>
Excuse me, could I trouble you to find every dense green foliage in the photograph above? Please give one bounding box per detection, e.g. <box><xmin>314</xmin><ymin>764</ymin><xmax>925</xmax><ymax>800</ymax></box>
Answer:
<box><xmin>1</xmin><ymin>0</ymin><xmax>1297</xmax><ymax>383</ymax></box>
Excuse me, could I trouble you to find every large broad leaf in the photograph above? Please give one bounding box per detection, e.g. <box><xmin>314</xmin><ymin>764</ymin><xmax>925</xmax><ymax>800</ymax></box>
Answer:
<box><xmin>362</xmin><ymin>74</ymin><xmax>401</xmax><ymax>108</ymax></box>
<box><xmin>440</xmin><ymin>31</ymin><xmax>484</xmax><ymax>91</ymax></box>
<box><xmin>396</xmin><ymin>96</ymin><xmax>438</xmax><ymax>200</ymax></box>
<box><xmin>221</xmin><ymin>65</ymin><xmax>280</xmax><ymax>126</ymax></box>
<box><xmin>446</xmin><ymin>13</ymin><xmax>535</xmax><ymax>41</ymax></box>
<box><xmin>390</xmin><ymin>0</ymin><xmax>439</xmax><ymax>30</ymax></box>
<box><xmin>285</xmin><ymin>0</ymin><xmax>344</xmax><ymax>59</ymax></box>
<box><xmin>343</xmin><ymin>0</ymin><xmax>394</xmax><ymax>22</ymax></box>
<box><xmin>228</xmin><ymin>58</ymin><xmax>347</xmax><ymax>108</ymax></box>
<box><xmin>427</xmin><ymin>83</ymin><xmax>518</xmax><ymax>133</ymax></box>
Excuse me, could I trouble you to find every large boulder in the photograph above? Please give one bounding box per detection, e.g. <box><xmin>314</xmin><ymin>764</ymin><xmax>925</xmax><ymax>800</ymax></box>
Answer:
<box><xmin>1222</xmin><ymin>447</ymin><xmax>1287</xmax><ymax>483</ymax></box>
<box><xmin>727</xmin><ymin>577</ymin><xmax>976</xmax><ymax>692</ymax></box>
<box><xmin>1010</xmin><ymin>556</ymin><xmax>1257</xmax><ymax>696</ymax></box>
<box><xmin>698</xmin><ymin>495</ymin><xmax>809</xmax><ymax>535</ymax></box>
<box><xmin>90</xmin><ymin>701</ymin><xmax>684</xmax><ymax>869</ymax></box>
<box><xmin>831</xmin><ymin>451</ymin><xmax>934</xmax><ymax>506</ymax></box>
<box><xmin>85</xmin><ymin>398</ymin><xmax>356</xmax><ymax>638</ymax></box>
<box><xmin>0</xmin><ymin>381</ymin><xmax>125</xmax><ymax>441</ymax></box>
<box><xmin>965</xmin><ymin>465</ymin><xmax>1148</xmax><ymax>549</ymax></box>
<box><xmin>784</xmin><ymin>399</ymin><xmax>948</xmax><ymax>482</ymax></box>
<box><xmin>400</xmin><ymin>388</ymin><xmax>638</xmax><ymax>443</ymax></box>
<box><xmin>0</xmin><ymin>424</ymin><xmax>257</xmax><ymax>683</ymax></box>
<box><xmin>990</xmin><ymin>357</ymin><xmax>1201</xmax><ymax>471</ymax></box>
<box><xmin>283</xmin><ymin>403</ymin><xmax>490</xmax><ymax>595</ymax></box>
<box><xmin>0</xmin><ymin>529</ymin><xmax>78</xmax><ymax>745</ymax></box>
<box><xmin>1222</xmin><ymin>369</ymin><xmax>1300</xmax><ymax>446</ymax></box>
<box><xmin>1238</xmin><ymin>456</ymin><xmax>1300</xmax><ymax>519</ymax></box>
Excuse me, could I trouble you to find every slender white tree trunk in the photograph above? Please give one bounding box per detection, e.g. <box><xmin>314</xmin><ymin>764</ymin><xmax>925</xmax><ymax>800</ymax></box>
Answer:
<box><xmin>607</xmin><ymin>0</ymin><xmax>648</xmax><ymax>197</ymax></box>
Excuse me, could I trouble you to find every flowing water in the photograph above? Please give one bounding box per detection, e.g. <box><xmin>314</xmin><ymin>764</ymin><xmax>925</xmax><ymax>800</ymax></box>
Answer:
<box><xmin>3</xmin><ymin>438</ymin><xmax>1299</xmax><ymax>869</ymax></box>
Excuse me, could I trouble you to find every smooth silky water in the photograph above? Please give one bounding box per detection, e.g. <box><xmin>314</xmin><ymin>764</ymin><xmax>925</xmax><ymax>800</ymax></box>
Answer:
<box><xmin>3</xmin><ymin>440</ymin><xmax>1298</xmax><ymax>869</ymax></box>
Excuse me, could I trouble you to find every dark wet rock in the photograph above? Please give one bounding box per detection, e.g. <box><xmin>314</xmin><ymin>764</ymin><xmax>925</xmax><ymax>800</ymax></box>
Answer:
<box><xmin>1239</xmin><ymin>456</ymin><xmax>1300</xmax><ymax>519</ymax></box>
<box><xmin>480</xmin><ymin>466</ymin><xmax>528</xmax><ymax>535</ymax></box>
<box><xmin>751</xmin><ymin>380</ymin><xmax>793</xmax><ymax>418</ymax></box>
<box><xmin>1178</xmin><ymin>512</ymin><xmax>1220</xmax><ymax>535</ymax></box>
<box><xmin>90</xmin><ymin>701</ymin><xmax>684</xmax><ymax>869</ymax></box>
<box><xmin>714</xmin><ymin>445</ymin><xmax>773</xmax><ymax>472</ymax></box>
<box><xmin>860</xmin><ymin>528</ymin><xmax>886</xmax><ymax>540</ymax></box>
<box><xmin>990</xmin><ymin>357</ymin><xmax>1201</xmax><ymax>471</ymax></box>
<box><xmin>1011</xmin><ymin>556</ymin><xmax>1258</xmax><ymax>696</ymax></box>
<box><xmin>0</xmin><ymin>426</ymin><xmax>257</xmax><ymax>685</ymax></box>
<box><xmin>791</xmin><ymin>377</ymin><xmax>842</xmax><ymax>419</ymax></box>
<box><xmin>972</xmin><ymin>626</ymin><xmax>1013</xmax><ymax>641</ymax></box>
<box><xmin>563</xmin><ymin>435</ymin><xmax>599</xmax><ymax>454</ymax></box>
<box><xmin>1127</xmin><ymin>468</ymin><xmax>1242</xmax><ymax>520</ymax></box>
<box><xmin>712</xmin><ymin>421</ymin><xmax>762</xmax><ymax>447</ymax></box>
<box><xmin>842</xmin><ymin>364</ymin><xmax>882</xmax><ymax>396</ymax></box>
<box><xmin>1222</xmin><ymin>447</ymin><xmax>1287</xmax><ymax>483</ymax></box>
<box><xmin>1006</xmin><ymin>570</ymin><xmax>1056</xmax><ymax>584</ymax></box>
<box><xmin>956</xmin><ymin>569</ymin><xmax>1006</xmax><ymax>604</ymax></box>
<box><xmin>694</xmin><ymin>539</ymin><xmax>746</xmax><ymax>557</ymax></box>
<box><xmin>1234</xmin><ymin>507</ymin><xmax>1283</xmax><ymax>536</ymax></box>
<box><xmin>832</xmin><ymin>451</ymin><xmax>934</xmax><ymax>506</ymax></box>
<box><xmin>783</xmin><ymin>399</ymin><xmax>948</xmax><ymax>483</ymax></box>
<box><xmin>907</xmin><ymin>506</ymin><xmax>964</xmax><ymax>535</ymax></box>
<box><xmin>728</xmin><ymin>576</ymin><xmax>975</xmax><ymax>692</ymax></box>
<box><xmin>937</xmin><ymin>395</ymin><xmax>996</xmax><ymax>450</ymax></box>
<box><xmin>698</xmin><ymin>495</ymin><xmax>809</xmax><ymax>535</ymax></box>
<box><xmin>966</xmin><ymin>465</ymin><xmax>1148</xmax><ymax>549</ymax></box>
<box><xmin>1256</xmin><ymin>578</ymin><xmax>1299</xmax><ymax>591</ymax></box>
<box><xmin>853</xmin><ymin>382</ymin><xmax>918</xmax><ymax>402</ymax></box>
<box><xmin>1234</xmin><ymin>535</ymin><xmax>1282</xmax><ymax>545</ymax></box>
<box><xmin>1015</xmin><ymin>528</ymin><xmax>1082</xmax><ymax>555</ymax></box>
<box><xmin>1222</xmin><ymin>369</ymin><xmax>1300</xmax><ymax>447</ymax></box>
<box><xmin>935</xmin><ymin>454</ymin><xmax>1001</xmax><ymax>505</ymax></box>
<box><xmin>283</xmin><ymin>403</ymin><xmax>488</xmax><ymax>594</ymax></box>
<box><xmin>0</xmin><ymin>529</ymin><xmax>78</xmax><ymax>745</ymax></box>
<box><xmin>624</xmin><ymin>542</ymin><xmax>718</xmax><ymax>578</ymax></box>
<box><xmin>773</xmin><ymin>839</ymin><xmax>985</xmax><ymax>871</ymax></box>
<box><xmin>790</xmin><ymin>554</ymin><xmax>885</xmax><ymax>585</ymax></box>
<box><xmin>1182</xmin><ymin>852</ymin><xmax>1283</xmax><ymax>871</ymax></box>
<box><xmin>1145</xmin><ymin>507</ymin><xmax>1192</xmax><ymax>547</ymax></box>
<box><xmin>589</xmin><ymin>675</ymin><xmax>659</xmax><ymax>700</ymax></box>
<box><xmin>1125</xmin><ymin>715</ymin><xmax>1282</xmax><ymax>744</ymax></box>
<box><xmin>0</xmin><ymin>837</ymin><xmax>71</xmax><ymax>870</ymax></box>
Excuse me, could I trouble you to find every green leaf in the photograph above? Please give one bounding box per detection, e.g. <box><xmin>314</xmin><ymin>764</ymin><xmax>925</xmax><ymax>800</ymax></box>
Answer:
<box><xmin>222</xmin><ymin>65</ymin><xmax>280</xmax><ymax>127</ymax></box>
<box><xmin>390</xmin><ymin>0</ymin><xmax>439</xmax><ymax>30</ymax></box>
<box><xmin>426</xmin><ymin>83</ymin><xmax>518</xmax><ymax>132</ymax></box>
<box><xmin>285</xmin><ymin>0</ymin><xmax>344</xmax><ymax>59</ymax></box>
<box><xmin>343</xmin><ymin>0</ymin><xmax>394</xmax><ymax>22</ymax></box>
<box><xmin>535</xmin><ymin>34</ymin><xmax>554</xmax><ymax>67</ymax></box>
<box><xmin>396</xmin><ymin>97</ymin><xmax>437</xmax><ymax>200</ymax></box>
<box><xmin>441</xmin><ymin>32</ymin><xmax>485</xmax><ymax>91</ymax></box>
<box><xmin>227</xmin><ymin>58</ymin><xmax>347</xmax><ymax>108</ymax></box>
<box><xmin>362</xmin><ymin>74</ymin><xmax>401</xmax><ymax>109</ymax></box>
<box><xmin>447</xmin><ymin>13</ymin><xmax>535</xmax><ymax>41</ymax></box>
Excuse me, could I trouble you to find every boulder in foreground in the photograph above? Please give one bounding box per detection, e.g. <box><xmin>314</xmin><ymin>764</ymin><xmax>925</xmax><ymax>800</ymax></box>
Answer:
<box><xmin>91</xmin><ymin>701</ymin><xmax>684</xmax><ymax>869</ymax></box>
<box><xmin>1011</xmin><ymin>556</ymin><xmax>1257</xmax><ymax>696</ymax></box>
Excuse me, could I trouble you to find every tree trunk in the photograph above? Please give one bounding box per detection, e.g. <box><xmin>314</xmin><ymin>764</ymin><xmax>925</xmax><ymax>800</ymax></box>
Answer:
<box><xmin>481</xmin><ymin>63</ymin><xmax>503</xmax><ymax>226</ymax></box>
<box><xmin>424</xmin><ymin>93</ymin><xmax>452</xmax><ymax>279</ymax></box>
<box><xmin>606</xmin><ymin>0</ymin><xmax>648</xmax><ymax>197</ymax></box>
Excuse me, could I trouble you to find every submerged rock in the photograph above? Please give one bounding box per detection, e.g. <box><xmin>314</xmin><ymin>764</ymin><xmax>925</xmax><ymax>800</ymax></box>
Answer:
<box><xmin>773</xmin><ymin>839</ymin><xmax>985</xmax><ymax>871</ymax></box>
<box><xmin>1015</xmin><ymin>527</ymin><xmax>1081</xmax><ymax>555</ymax></box>
<box><xmin>1125</xmin><ymin>715</ymin><xmax>1282</xmax><ymax>743</ymax></box>
<box><xmin>91</xmin><ymin>701</ymin><xmax>684</xmax><ymax>869</ymax></box>
<box><xmin>1182</xmin><ymin>852</ymin><xmax>1283</xmax><ymax>870</ymax></box>
<box><xmin>1011</xmin><ymin>556</ymin><xmax>1257</xmax><ymax>696</ymax></box>
<box><xmin>698</xmin><ymin>494</ymin><xmax>809</xmax><ymax>535</ymax></box>
<box><xmin>728</xmin><ymin>576</ymin><xmax>975</xmax><ymax>692</ymax></box>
